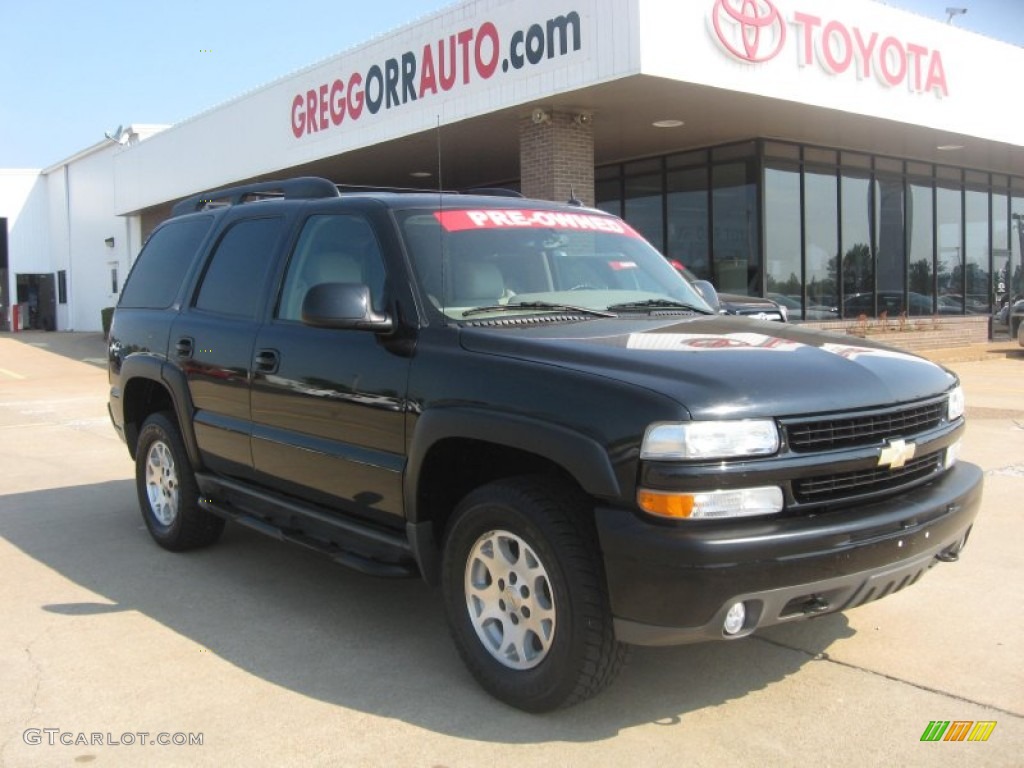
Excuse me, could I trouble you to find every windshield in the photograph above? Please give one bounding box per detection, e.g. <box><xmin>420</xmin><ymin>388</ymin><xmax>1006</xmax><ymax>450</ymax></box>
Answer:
<box><xmin>397</xmin><ymin>207</ymin><xmax>711</xmax><ymax>319</ymax></box>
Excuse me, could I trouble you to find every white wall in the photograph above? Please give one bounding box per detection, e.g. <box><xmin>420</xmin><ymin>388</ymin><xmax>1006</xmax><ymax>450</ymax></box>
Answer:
<box><xmin>0</xmin><ymin>169</ymin><xmax>49</xmax><ymax>326</ymax></box>
<box><xmin>47</xmin><ymin>144</ymin><xmax>135</xmax><ymax>331</ymax></box>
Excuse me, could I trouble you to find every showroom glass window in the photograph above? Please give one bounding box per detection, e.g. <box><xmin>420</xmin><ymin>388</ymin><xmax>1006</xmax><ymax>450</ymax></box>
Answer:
<box><xmin>712</xmin><ymin>160</ymin><xmax>760</xmax><ymax>295</ymax></box>
<box><xmin>874</xmin><ymin>163</ymin><xmax>905</xmax><ymax>308</ymax></box>
<box><xmin>907</xmin><ymin>174</ymin><xmax>935</xmax><ymax>312</ymax></box>
<box><xmin>964</xmin><ymin>182</ymin><xmax>990</xmax><ymax>313</ymax></box>
<box><xmin>840</xmin><ymin>168</ymin><xmax>873</xmax><ymax>315</ymax></box>
<box><xmin>991</xmin><ymin>183</ymin><xmax>1010</xmax><ymax>309</ymax></box>
<box><xmin>623</xmin><ymin>158</ymin><xmax>664</xmax><ymax>252</ymax></box>
<box><xmin>804</xmin><ymin>165</ymin><xmax>838</xmax><ymax>313</ymax></box>
<box><xmin>764</xmin><ymin>163</ymin><xmax>802</xmax><ymax>315</ymax></box>
<box><xmin>666</xmin><ymin>159</ymin><xmax>710</xmax><ymax>280</ymax></box>
<box><xmin>936</xmin><ymin>185</ymin><xmax>963</xmax><ymax>305</ymax></box>
<box><xmin>595</xmin><ymin>165</ymin><xmax>621</xmax><ymax>218</ymax></box>
<box><xmin>1012</xmin><ymin>180</ymin><xmax>1024</xmax><ymax>298</ymax></box>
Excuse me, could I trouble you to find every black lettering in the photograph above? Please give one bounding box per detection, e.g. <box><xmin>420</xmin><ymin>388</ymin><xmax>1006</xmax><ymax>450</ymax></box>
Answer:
<box><xmin>525</xmin><ymin>24</ymin><xmax>545</xmax><ymax>65</ymax></box>
<box><xmin>384</xmin><ymin>57</ymin><xmax>400</xmax><ymax>109</ymax></box>
<box><xmin>401</xmin><ymin>51</ymin><xmax>417</xmax><ymax>104</ymax></box>
<box><xmin>510</xmin><ymin>30</ymin><xmax>525</xmax><ymax>69</ymax></box>
<box><xmin>547</xmin><ymin>12</ymin><xmax>582</xmax><ymax>58</ymax></box>
<box><xmin>365</xmin><ymin>64</ymin><xmax>384</xmax><ymax>114</ymax></box>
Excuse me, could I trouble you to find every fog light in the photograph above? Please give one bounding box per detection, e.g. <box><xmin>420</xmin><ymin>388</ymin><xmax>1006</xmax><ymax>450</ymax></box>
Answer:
<box><xmin>723</xmin><ymin>602</ymin><xmax>746</xmax><ymax>635</ymax></box>
<box><xmin>945</xmin><ymin>439</ymin><xmax>962</xmax><ymax>470</ymax></box>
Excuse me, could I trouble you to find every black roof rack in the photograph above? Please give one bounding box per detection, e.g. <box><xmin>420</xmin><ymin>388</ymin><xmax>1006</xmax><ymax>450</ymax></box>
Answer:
<box><xmin>170</xmin><ymin>176</ymin><xmax>527</xmax><ymax>218</ymax></box>
<box><xmin>171</xmin><ymin>176</ymin><xmax>340</xmax><ymax>217</ymax></box>
<box><xmin>463</xmin><ymin>187</ymin><xmax>523</xmax><ymax>198</ymax></box>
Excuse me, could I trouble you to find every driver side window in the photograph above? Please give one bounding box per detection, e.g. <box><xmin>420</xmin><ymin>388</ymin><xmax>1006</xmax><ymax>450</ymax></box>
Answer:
<box><xmin>277</xmin><ymin>214</ymin><xmax>387</xmax><ymax>321</ymax></box>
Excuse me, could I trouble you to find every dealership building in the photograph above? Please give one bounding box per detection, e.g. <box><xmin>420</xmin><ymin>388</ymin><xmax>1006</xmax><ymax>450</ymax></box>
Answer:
<box><xmin>2</xmin><ymin>0</ymin><xmax>1022</xmax><ymax>336</ymax></box>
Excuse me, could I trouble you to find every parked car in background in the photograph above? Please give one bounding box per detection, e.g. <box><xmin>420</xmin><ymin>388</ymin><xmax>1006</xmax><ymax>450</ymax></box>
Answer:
<box><xmin>670</xmin><ymin>261</ymin><xmax>787</xmax><ymax>322</ymax></box>
<box><xmin>1010</xmin><ymin>298</ymin><xmax>1024</xmax><ymax>339</ymax></box>
<box><xmin>767</xmin><ymin>293</ymin><xmax>839</xmax><ymax>321</ymax></box>
<box><xmin>843</xmin><ymin>291</ymin><xmax>966</xmax><ymax>319</ymax></box>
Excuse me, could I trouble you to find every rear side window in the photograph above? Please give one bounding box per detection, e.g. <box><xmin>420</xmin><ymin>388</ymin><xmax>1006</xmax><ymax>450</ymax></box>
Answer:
<box><xmin>119</xmin><ymin>217</ymin><xmax>212</xmax><ymax>309</ymax></box>
<box><xmin>194</xmin><ymin>217</ymin><xmax>286</xmax><ymax>319</ymax></box>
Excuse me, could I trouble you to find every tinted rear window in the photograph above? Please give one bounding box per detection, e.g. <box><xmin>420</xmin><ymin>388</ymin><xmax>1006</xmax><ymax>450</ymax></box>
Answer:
<box><xmin>119</xmin><ymin>217</ymin><xmax>213</xmax><ymax>309</ymax></box>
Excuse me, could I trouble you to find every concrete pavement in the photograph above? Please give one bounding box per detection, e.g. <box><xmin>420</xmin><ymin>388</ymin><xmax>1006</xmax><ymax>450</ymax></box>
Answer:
<box><xmin>0</xmin><ymin>331</ymin><xmax>1021</xmax><ymax>767</ymax></box>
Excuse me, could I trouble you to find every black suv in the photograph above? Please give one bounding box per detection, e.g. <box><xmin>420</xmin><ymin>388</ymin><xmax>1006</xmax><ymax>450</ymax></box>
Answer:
<box><xmin>108</xmin><ymin>177</ymin><xmax>982</xmax><ymax>712</ymax></box>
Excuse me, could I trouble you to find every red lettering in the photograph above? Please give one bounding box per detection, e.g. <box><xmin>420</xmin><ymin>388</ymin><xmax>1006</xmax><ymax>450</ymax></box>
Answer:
<box><xmin>879</xmin><ymin>36</ymin><xmax>906</xmax><ymax>87</ymax></box>
<box><xmin>457</xmin><ymin>29</ymin><xmax>474</xmax><ymax>84</ymax></box>
<box><xmin>852</xmin><ymin>29</ymin><xmax>877</xmax><ymax>79</ymax></box>
<box><xmin>305</xmin><ymin>90</ymin><xmax>318</xmax><ymax>133</ymax></box>
<box><xmin>475</xmin><ymin>22</ymin><xmax>499</xmax><ymax>79</ymax></box>
<box><xmin>348</xmin><ymin>72</ymin><xmax>364</xmax><ymax>119</ymax></box>
<box><xmin>793</xmin><ymin>12</ymin><xmax>821</xmax><ymax>66</ymax></box>
<box><xmin>318</xmin><ymin>84</ymin><xmax>329</xmax><ymax>130</ymax></box>
<box><xmin>290</xmin><ymin>94</ymin><xmax>305</xmax><ymax>138</ymax></box>
<box><xmin>439</xmin><ymin>35</ymin><xmax>456</xmax><ymax>91</ymax></box>
<box><xmin>419</xmin><ymin>43</ymin><xmax>437</xmax><ymax>97</ymax></box>
<box><xmin>329</xmin><ymin>79</ymin><xmax>345</xmax><ymax>125</ymax></box>
<box><xmin>822</xmin><ymin>21</ymin><xmax>852</xmax><ymax>74</ymax></box>
<box><xmin>925</xmin><ymin>51</ymin><xmax>948</xmax><ymax>97</ymax></box>
<box><xmin>905</xmin><ymin>43</ymin><xmax>928</xmax><ymax>91</ymax></box>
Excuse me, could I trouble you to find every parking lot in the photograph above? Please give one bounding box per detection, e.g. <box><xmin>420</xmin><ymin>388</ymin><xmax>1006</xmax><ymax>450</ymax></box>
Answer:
<box><xmin>1</xmin><ymin>330</ymin><xmax>1021</xmax><ymax>767</ymax></box>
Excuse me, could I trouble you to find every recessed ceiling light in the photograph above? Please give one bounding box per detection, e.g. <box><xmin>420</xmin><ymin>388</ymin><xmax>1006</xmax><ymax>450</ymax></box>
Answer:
<box><xmin>653</xmin><ymin>119</ymin><xmax>685</xmax><ymax>128</ymax></box>
<box><xmin>936</xmin><ymin>144</ymin><xmax>964</xmax><ymax>151</ymax></box>
<box><xmin>409</xmin><ymin>171</ymin><xmax>432</xmax><ymax>178</ymax></box>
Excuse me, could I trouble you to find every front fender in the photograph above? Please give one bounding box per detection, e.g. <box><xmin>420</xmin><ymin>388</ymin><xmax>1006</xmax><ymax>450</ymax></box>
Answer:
<box><xmin>404</xmin><ymin>406</ymin><xmax>622</xmax><ymax>524</ymax></box>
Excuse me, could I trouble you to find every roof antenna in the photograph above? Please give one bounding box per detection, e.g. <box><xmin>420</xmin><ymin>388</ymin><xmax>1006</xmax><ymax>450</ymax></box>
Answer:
<box><xmin>567</xmin><ymin>186</ymin><xmax>583</xmax><ymax>207</ymax></box>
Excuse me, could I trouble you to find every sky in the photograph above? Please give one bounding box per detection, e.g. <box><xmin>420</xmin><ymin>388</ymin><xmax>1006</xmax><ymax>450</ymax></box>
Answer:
<box><xmin>1</xmin><ymin>0</ymin><xmax>1021</xmax><ymax>169</ymax></box>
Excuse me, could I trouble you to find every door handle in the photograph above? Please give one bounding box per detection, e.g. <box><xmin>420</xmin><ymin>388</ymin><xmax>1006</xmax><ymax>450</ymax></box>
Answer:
<box><xmin>175</xmin><ymin>337</ymin><xmax>194</xmax><ymax>358</ymax></box>
<box><xmin>255</xmin><ymin>349</ymin><xmax>280</xmax><ymax>374</ymax></box>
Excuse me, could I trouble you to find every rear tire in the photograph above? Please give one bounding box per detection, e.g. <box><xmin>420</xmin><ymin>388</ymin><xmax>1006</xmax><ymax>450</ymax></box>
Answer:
<box><xmin>441</xmin><ymin>476</ymin><xmax>628</xmax><ymax>711</ymax></box>
<box><xmin>135</xmin><ymin>411</ymin><xmax>224</xmax><ymax>551</ymax></box>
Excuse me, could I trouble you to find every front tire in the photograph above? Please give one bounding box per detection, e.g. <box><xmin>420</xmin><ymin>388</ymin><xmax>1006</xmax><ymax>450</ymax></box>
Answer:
<box><xmin>135</xmin><ymin>412</ymin><xmax>224</xmax><ymax>551</ymax></box>
<box><xmin>441</xmin><ymin>476</ymin><xmax>628</xmax><ymax>711</ymax></box>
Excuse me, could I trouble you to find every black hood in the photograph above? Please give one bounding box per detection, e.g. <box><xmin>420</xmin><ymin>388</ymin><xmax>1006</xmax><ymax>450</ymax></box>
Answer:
<box><xmin>458</xmin><ymin>316</ymin><xmax>956</xmax><ymax>420</ymax></box>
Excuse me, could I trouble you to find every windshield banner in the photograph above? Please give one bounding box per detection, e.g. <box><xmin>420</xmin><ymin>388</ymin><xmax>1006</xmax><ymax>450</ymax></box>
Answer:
<box><xmin>434</xmin><ymin>209</ymin><xmax>641</xmax><ymax>237</ymax></box>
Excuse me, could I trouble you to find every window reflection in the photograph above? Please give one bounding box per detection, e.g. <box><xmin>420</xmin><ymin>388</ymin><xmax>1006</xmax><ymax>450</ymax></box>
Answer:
<box><xmin>667</xmin><ymin>167</ymin><xmax>710</xmax><ymax>280</ymax></box>
<box><xmin>713</xmin><ymin>162</ymin><xmax>760</xmax><ymax>295</ymax></box>
<box><xmin>841</xmin><ymin>174</ymin><xmax>873</xmax><ymax>316</ymax></box>
<box><xmin>805</xmin><ymin>169</ymin><xmax>838</xmax><ymax>313</ymax></box>
<box><xmin>765</xmin><ymin>166</ymin><xmax>802</xmax><ymax>316</ymax></box>
<box><xmin>907</xmin><ymin>182</ymin><xmax>935</xmax><ymax>312</ymax></box>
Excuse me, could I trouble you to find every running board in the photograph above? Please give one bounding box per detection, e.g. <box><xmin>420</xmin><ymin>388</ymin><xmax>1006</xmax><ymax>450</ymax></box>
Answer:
<box><xmin>195</xmin><ymin>473</ymin><xmax>417</xmax><ymax>579</ymax></box>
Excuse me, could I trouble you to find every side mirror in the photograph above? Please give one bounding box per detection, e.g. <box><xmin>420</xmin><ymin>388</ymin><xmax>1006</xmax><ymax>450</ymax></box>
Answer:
<box><xmin>692</xmin><ymin>279</ymin><xmax>721</xmax><ymax>312</ymax></box>
<box><xmin>301</xmin><ymin>283</ymin><xmax>393</xmax><ymax>332</ymax></box>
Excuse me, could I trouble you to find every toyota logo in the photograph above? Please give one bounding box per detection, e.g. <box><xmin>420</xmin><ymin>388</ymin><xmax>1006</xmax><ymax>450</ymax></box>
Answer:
<box><xmin>711</xmin><ymin>0</ymin><xmax>787</xmax><ymax>63</ymax></box>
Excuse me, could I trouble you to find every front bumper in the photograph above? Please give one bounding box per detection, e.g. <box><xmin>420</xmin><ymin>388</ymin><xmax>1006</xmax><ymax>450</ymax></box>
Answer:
<box><xmin>596</xmin><ymin>462</ymin><xmax>983</xmax><ymax>645</ymax></box>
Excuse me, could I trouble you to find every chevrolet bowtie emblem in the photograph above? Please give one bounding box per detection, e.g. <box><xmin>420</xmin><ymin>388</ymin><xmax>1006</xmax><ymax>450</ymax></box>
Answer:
<box><xmin>878</xmin><ymin>439</ymin><xmax>916</xmax><ymax>469</ymax></box>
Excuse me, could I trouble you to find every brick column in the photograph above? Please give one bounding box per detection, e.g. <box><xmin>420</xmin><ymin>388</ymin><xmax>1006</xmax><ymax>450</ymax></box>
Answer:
<box><xmin>519</xmin><ymin>111</ymin><xmax>594</xmax><ymax>205</ymax></box>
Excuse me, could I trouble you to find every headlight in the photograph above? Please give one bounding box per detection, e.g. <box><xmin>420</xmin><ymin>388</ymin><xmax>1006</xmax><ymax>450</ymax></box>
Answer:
<box><xmin>637</xmin><ymin>486</ymin><xmax>784</xmax><ymax>519</ymax></box>
<box><xmin>641</xmin><ymin>420</ymin><xmax>780</xmax><ymax>460</ymax></box>
<box><xmin>947</xmin><ymin>384</ymin><xmax>965</xmax><ymax>421</ymax></box>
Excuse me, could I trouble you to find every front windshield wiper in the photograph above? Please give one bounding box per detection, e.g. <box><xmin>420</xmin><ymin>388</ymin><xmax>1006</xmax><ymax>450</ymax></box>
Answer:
<box><xmin>605</xmin><ymin>298</ymin><xmax>714</xmax><ymax>314</ymax></box>
<box><xmin>461</xmin><ymin>301</ymin><xmax>616</xmax><ymax>318</ymax></box>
